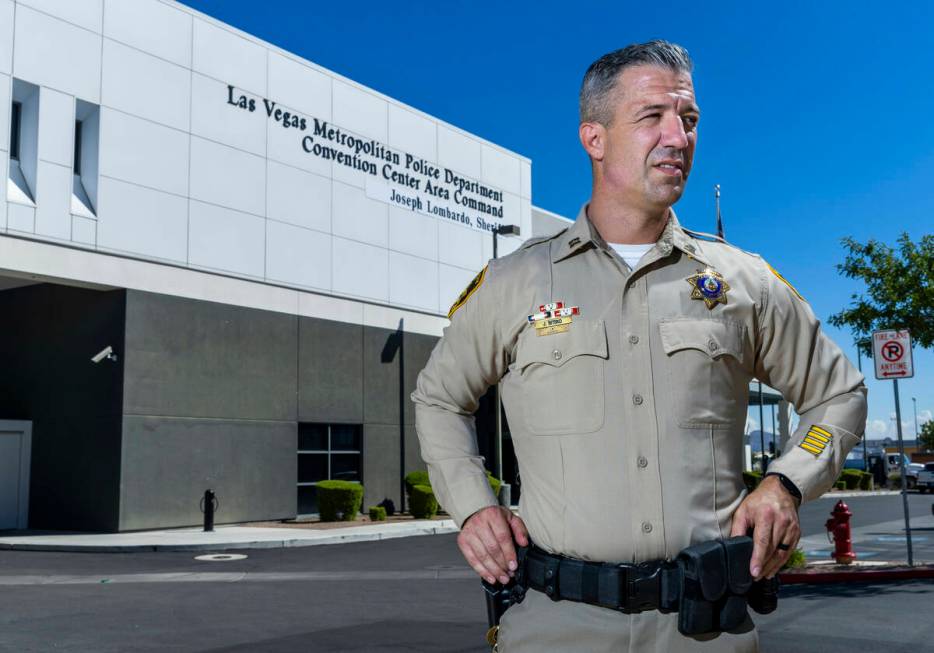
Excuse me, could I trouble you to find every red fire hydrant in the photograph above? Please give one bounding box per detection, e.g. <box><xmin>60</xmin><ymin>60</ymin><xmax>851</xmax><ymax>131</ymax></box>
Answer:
<box><xmin>825</xmin><ymin>500</ymin><xmax>856</xmax><ymax>564</ymax></box>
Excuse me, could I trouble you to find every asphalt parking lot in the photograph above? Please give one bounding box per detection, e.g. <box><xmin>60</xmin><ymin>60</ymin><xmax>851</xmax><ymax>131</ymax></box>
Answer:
<box><xmin>0</xmin><ymin>493</ymin><xmax>932</xmax><ymax>652</ymax></box>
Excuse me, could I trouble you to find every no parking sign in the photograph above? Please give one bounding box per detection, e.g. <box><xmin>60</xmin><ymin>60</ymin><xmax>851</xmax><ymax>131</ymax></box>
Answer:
<box><xmin>872</xmin><ymin>330</ymin><xmax>913</xmax><ymax>380</ymax></box>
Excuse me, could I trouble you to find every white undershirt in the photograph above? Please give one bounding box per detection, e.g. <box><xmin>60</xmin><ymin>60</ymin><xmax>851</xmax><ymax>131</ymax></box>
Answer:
<box><xmin>609</xmin><ymin>242</ymin><xmax>655</xmax><ymax>270</ymax></box>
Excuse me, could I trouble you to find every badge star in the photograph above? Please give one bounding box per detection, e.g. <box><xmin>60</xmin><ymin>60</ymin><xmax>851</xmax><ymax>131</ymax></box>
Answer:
<box><xmin>686</xmin><ymin>268</ymin><xmax>731</xmax><ymax>309</ymax></box>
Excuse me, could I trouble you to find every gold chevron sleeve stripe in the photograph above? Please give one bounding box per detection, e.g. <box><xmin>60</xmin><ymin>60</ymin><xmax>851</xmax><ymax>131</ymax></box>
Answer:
<box><xmin>799</xmin><ymin>443</ymin><xmax>823</xmax><ymax>456</ymax></box>
<box><xmin>803</xmin><ymin>437</ymin><xmax>828</xmax><ymax>450</ymax></box>
<box><xmin>806</xmin><ymin>430</ymin><xmax>831</xmax><ymax>443</ymax></box>
<box><xmin>810</xmin><ymin>425</ymin><xmax>833</xmax><ymax>439</ymax></box>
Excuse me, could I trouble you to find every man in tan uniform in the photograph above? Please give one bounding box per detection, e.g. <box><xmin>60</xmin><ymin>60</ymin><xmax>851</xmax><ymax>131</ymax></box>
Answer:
<box><xmin>411</xmin><ymin>41</ymin><xmax>867</xmax><ymax>652</ymax></box>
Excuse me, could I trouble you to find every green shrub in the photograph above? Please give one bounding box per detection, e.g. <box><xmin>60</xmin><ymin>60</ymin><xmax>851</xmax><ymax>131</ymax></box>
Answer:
<box><xmin>368</xmin><ymin>505</ymin><xmax>387</xmax><ymax>521</ymax></box>
<box><xmin>782</xmin><ymin>548</ymin><xmax>806</xmax><ymax>570</ymax></box>
<box><xmin>839</xmin><ymin>469</ymin><xmax>863</xmax><ymax>490</ymax></box>
<box><xmin>858</xmin><ymin>471</ymin><xmax>873</xmax><ymax>491</ymax></box>
<box><xmin>887</xmin><ymin>473</ymin><xmax>903</xmax><ymax>489</ymax></box>
<box><xmin>834</xmin><ymin>480</ymin><xmax>846</xmax><ymax>490</ymax></box>
<box><xmin>404</xmin><ymin>470</ymin><xmax>503</xmax><ymax>512</ymax></box>
<box><xmin>487</xmin><ymin>473</ymin><xmax>502</xmax><ymax>500</ymax></box>
<box><xmin>743</xmin><ymin>470</ymin><xmax>763</xmax><ymax>491</ymax></box>
<box><xmin>409</xmin><ymin>484</ymin><xmax>438</xmax><ymax>519</ymax></box>
<box><xmin>404</xmin><ymin>470</ymin><xmax>431</xmax><ymax>493</ymax></box>
<box><xmin>316</xmin><ymin>480</ymin><xmax>363</xmax><ymax>522</ymax></box>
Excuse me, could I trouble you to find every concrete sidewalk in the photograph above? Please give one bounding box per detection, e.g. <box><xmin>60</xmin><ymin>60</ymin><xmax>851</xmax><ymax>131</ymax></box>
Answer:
<box><xmin>0</xmin><ymin>519</ymin><xmax>458</xmax><ymax>552</ymax></box>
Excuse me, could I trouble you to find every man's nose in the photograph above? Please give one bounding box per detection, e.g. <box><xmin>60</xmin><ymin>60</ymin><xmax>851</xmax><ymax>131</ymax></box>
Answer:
<box><xmin>659</xmin><ymin>113</ymin><xmax>689</xmax><ymax>150</ymax></box>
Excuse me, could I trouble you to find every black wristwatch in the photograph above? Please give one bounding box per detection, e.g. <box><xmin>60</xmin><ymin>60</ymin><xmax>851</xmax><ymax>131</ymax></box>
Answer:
<box><xmin>764</xmin><ymin>472</ymin><xmax>802</xmax><ymax>503</ymax></box>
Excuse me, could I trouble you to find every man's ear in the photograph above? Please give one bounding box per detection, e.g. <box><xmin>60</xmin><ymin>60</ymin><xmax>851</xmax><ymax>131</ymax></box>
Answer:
<box><xmin>579</xmin><ymin>121</ymin><xmax>605</xmax><ymax>161</ymax></box>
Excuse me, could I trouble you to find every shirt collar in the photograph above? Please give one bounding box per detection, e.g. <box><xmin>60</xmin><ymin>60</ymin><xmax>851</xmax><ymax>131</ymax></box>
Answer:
<box><xmin>552</xmin><ymin>203</ymin><xmax>711</xmax><ymax>267</ymax></box>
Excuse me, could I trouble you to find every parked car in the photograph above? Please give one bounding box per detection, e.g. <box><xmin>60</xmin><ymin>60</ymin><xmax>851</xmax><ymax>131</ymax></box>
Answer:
<box><xmin>917</xmin><ymin>463</ymin><xmax>934</xmax><ymax>493</ymax></box>
<box><xmin>885</xmin><ymin>454</ymin><xmax>921</xmax><ymax>489</ymax></box>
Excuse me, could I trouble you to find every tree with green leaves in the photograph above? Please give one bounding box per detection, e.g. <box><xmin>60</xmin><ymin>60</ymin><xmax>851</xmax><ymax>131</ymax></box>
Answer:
<box><xmin>920</xmin><ymin>420</ymin><xmax>934</xmax><ymax>453</ymax></box>
<box><xmin>829</xmin><ymin>233</ymin><xmax>934</xmax><ymax>355</ymax></box>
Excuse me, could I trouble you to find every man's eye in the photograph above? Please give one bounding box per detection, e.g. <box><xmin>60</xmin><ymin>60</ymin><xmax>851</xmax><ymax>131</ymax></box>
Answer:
<box><xmin>683</xmin><ymin>116</ymin><xmax>699</xmax><ymax>130</ymax></box>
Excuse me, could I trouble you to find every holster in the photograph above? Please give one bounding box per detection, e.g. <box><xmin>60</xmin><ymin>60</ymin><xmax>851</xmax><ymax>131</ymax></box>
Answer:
<box><xmin>482</xmin><ymin>545</ymin><xmax>529</xmax><ymax>628</ymax></box>
<box><xmin>676</xmin><ymin>535</ymin><xmax>774</xmax><ymax>636</ymax></box>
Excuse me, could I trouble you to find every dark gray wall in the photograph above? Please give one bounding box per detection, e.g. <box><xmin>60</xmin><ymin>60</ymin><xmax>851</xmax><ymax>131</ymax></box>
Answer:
<box><xmin>121</xmin><ymin>291</ymin><xmax>298</xmax><ymax>530</ymax></box>
<box><xmin>1</xmin><ymin>283</ymin><xmax>489</xmax><ymax>531</ymax></box>
<box><xmin>122</xmin><ymin>290</ymin><xmax>445</xmax><ymax>528</ymax></box>
<box><xmin>120</xmin><ymin>416</ymin><xmax>295</xmax><ymax>530</ymax></box>
<box><xmin>0</xmin><ymin>283</ymin><xmax>126</xmax><ymax>531</ymax></box>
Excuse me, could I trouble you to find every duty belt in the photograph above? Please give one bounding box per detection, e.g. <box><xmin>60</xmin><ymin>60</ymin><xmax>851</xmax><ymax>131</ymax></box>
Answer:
<box><xmin>523</xmin><ymin>543</ymin><xmax>680</xmax><ymax>613</ymax></box>
<box><xmin>483</xmin><ymin>535</ymin><xmax>778</xmax><ymax>641</ymax></box>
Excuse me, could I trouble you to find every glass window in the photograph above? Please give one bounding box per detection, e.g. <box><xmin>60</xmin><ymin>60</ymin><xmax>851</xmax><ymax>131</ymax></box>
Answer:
<box><xmin>10</xmin><ymin>101</ymin><xmax>21</xmax><ymax>161</ymax></box>
<box><xmin>73</xmin><ymin>120</ymin><xmax>82</xmax><ymax>175</ymax></box>
<box><xmin>298</xmin><ymin>423</ymin><xmax>328</xmax><ymax>451</ymax></box>
<box><xmin>331</xmin><ymin>424</ymin><xmax>361</xmax><ymax>451</ymax></box>
<box><xmin>296</xmin><ymin>423</ymin><xmax>364</xmax><ymax>515</ymax></box>
<box><xmin>298</xmin><ymin>453</ymin><xmax>328</xmax><ymax>484</ymax></box>
<box><xmin>331</xmin><ymin>454</ymin><xmax>362</xmax><ymax>482</ymax></box>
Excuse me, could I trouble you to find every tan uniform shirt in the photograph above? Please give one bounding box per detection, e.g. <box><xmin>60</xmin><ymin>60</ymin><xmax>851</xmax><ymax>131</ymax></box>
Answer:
<box><xmin>412</xmin><ymin>205</ymin><xmax>867</xmax><ymax>566</ymax></box>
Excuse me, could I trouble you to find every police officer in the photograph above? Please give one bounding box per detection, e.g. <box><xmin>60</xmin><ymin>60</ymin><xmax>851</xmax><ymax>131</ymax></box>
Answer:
<box><xmin>411</xmin><ymin>40</ymin><xmax>867</xmax><ymax>652</ymax></box>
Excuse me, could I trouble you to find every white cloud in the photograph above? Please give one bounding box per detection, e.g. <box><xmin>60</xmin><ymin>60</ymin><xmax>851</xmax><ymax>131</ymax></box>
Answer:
<box><xmin>869</xmin><ymin>419</ymin><xmax>888</xmax><ymax>436</ymax></box>
<box><xmin>919</xmin><ymin>409</ymin><xmax>932</xmax><ymax>424</ymax></box>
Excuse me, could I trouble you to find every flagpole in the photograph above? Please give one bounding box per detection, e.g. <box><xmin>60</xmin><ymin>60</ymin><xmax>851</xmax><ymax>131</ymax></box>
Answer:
<box><xmin>715</xmin><ymin>184</ymin><xmax>724</xmax><ymax>240</ymax></box>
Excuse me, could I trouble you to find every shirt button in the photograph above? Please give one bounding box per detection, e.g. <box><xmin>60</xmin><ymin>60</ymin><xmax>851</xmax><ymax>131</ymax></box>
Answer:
<box><xmin>708</xmin><ymin>340</ymin><xmax>719</xmax><ymax>352</ymax></box>
<box><xmin>637</xmin><ymin>456</ymin><xmax>648</xmax><ymax>468</ymax></box>
<box><xmin>632</xmin><ymin>394</ymin><xmax>643</xmax><ymax>405</ymax></box>
<box><xmin>552</xmin><ymin>349</ymin><xmax>562</xmax><ymax>361</ymax></box>
<box><xmin>629</xmin><ymin>334</ymin><xmax>640</xmax><ymax>345</ymax></box>
<box><xmin>642</xmin><ymin>521</ymin><xmax>653</xmax><ymax>533</ymax></box>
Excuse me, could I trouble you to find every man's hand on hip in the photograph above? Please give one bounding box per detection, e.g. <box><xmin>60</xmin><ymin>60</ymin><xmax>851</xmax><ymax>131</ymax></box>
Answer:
<box><xmin>730</xmin><ymin>474</ymin><xmax>801</xmax><ymax>580</ymax></box>
<box><xmin>458</xmin><ymin>505</ymin><xmax>529</xmax><ymax>585</ymax></box>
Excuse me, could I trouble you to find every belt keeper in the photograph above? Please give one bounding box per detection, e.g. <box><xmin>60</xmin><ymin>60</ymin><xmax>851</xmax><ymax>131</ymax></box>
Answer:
<box><xmin>543</xmin><ymin>556</ymin><xmax>561</xmax><ymax>601</ymax></box>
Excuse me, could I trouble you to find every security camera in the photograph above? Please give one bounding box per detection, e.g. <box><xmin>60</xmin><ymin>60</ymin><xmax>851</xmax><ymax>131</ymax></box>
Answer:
<box><xmin>91</xmin><ymin>345</ymin><xmax>117</xmax><ymax>364</ymax></box>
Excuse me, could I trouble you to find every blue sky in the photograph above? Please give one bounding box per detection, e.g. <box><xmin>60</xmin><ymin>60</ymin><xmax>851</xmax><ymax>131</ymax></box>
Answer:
<box><xmin>180</xmin><ymin>1</ymin><xmax>934</xmax><ymax>442</ymax></box>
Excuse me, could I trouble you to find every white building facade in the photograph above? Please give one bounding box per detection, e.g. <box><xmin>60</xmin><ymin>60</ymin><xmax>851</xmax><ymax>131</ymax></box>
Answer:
<box><xmin>0</xmin><ymin>0</ymin><xmax>571</xmax><ymax>532</ymax></box>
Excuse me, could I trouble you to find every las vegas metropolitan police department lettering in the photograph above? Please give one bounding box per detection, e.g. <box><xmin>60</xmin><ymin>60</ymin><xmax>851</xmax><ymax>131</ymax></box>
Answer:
<box><xmin>226</xmin><ymin>85</ymin><xmax>508</xmax><ymax>234</ymax></box>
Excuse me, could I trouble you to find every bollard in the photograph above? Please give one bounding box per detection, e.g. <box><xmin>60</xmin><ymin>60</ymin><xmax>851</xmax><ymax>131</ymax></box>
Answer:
<box><xmin>201</xmin><ymin>489</ymin><xmax>218</xmax><ymax>532</ymax></box>
<box><xmin>499</xmin><ymin>483</ymin><xmax>512</xmax><ymax>508</ymax></box>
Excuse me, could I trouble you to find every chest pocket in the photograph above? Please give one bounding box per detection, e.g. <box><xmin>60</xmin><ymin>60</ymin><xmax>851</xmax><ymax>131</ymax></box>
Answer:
<box><xmin>513</xmin><ymin>319</ymin><xmax>608</xmax><ymax>435</ymax></box>
<box><xmin>658</xmin><ymin>318</ymin><xmax>747</xmax><ymax>429</ymax></box>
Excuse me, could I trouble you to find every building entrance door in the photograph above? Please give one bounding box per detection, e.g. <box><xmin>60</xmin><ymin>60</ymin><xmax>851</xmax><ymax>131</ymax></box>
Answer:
<box><xmin>0</xmin><ymin>421</ymin><xmax>32</xmax><ymax>530</ymax></box>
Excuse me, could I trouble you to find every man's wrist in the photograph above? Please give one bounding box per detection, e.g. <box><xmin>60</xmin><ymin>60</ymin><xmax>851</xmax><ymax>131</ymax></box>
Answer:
<box><xmin>764</xmin><ymin>472</ymin><xmax>802</xmax><ymax>506</ymax></box>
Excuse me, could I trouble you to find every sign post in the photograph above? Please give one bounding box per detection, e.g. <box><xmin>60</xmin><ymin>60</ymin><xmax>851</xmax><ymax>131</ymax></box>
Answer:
<box><xmin>872</xmin><ymin>329</ymin><xmax>915</xmax><ymax>566</ymax></box>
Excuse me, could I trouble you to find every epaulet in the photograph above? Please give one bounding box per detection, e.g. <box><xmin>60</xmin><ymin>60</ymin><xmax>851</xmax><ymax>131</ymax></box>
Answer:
<box><xmin>518</xmin><ymin>228</ymin><xmax>568</xmax><ymax>251</ymax></box>
<box><xmin>681</xmin><ymin>227</ymin><xmax>727</xmax><ymax>244</ymax></box>
<box><xmin>682</xmin><ymin>228</ymin><xmax>758</xmax><ymax>258</ymax></box>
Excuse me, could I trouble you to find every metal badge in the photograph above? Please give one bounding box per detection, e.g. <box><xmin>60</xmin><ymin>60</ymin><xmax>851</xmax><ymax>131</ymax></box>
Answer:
<box><xmin>536</xmin><ymin>324</ymin><xmax>570</xmax><ymax>336</ymax></box>
<box><xmin>685</xmin><ymin>268</ymin><xmax>731</xmax><ymax>309</ymax></box>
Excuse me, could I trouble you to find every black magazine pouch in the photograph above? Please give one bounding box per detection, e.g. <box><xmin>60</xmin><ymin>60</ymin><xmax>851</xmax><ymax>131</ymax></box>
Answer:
<box><xmin>676</xmin><ymin>540</ymin><xmax>727</xmax><ymax>636</ymax></box>
<box><xmin>717</xmin><ymin>536</ymin><xmax>753</xmax><ymax>631</ymax></box>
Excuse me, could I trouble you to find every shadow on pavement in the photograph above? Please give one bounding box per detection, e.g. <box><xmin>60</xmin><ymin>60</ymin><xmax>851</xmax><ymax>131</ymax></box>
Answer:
<box><xmin>779</xmin><ymin>580</ymin><xmax>934</xmax><ymax>600</ymax></box>
<box><xmin>197</xmin><ymin>619</ymin><xmax>488</xmax><ymax>653</ymax></box>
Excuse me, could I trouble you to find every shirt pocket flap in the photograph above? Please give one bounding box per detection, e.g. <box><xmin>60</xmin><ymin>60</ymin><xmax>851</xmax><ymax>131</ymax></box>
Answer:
<box><xmin>658</xmin><ymin>318</ymin><xmax>745</xmax><ymax>360</ymax></box>
<box><xmin>516</xmin><ymin>319</ymin><xmax>608</xmax><ymax>371</ymax></box>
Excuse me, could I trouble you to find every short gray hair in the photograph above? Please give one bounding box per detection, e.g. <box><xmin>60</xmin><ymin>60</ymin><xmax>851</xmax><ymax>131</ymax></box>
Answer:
<box><xmin>579</xmin><ymin>40</ymin><xmax>693</xmax><ymax>125</ymax></box>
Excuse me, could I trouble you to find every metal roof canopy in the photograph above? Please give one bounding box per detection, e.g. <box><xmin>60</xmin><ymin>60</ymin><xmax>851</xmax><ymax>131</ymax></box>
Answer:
<box><xmin>748</xmin><ymin>381</ymin><xmax>783</xmax><ymax>406</ymax></box>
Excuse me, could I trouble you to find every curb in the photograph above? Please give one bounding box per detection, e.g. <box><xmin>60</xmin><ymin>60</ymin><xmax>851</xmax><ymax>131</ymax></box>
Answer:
<box><xmin>780</xmin><ymin>565</ymin><xmax>934</xmax><ymax>584</ymax></box>
<box><xmin>0</xmin><ymin>522</ymin><xmax>459</xmax><ymax>553</ymax></box>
